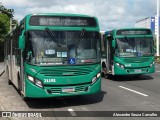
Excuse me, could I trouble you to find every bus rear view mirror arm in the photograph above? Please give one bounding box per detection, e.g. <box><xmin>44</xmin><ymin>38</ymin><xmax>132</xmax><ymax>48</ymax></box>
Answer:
<box><xmin>18</xmin><ymin>35</ymin><xmax>25</xmax><ymax>49</ymax></box>
<box><xmin>112</xmin><ymin>40</ymin><xmax>116</xmax><ymax>48</ymax></box>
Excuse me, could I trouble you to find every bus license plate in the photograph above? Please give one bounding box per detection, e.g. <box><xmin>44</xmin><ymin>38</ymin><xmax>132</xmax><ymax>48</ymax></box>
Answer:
<box><xmin>62</xmin><ymin>88</ymin><xmax>75</xmax><ymax>92</ymax></box>
<box><xmin>134</xmin><ymin>69</ymin><xmax>141</xmax><ymax>73</ymax></box>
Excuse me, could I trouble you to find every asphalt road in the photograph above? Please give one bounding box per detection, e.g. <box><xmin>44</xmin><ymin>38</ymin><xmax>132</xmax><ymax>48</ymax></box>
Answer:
<box><xmin>0</xmin><ymin>64</ymin><xmax>160</xmax><ymax>120</ymax></box>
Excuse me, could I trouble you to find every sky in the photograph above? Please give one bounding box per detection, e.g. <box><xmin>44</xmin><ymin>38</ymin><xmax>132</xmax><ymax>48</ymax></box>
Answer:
<box><xmin>0</xmin><ymin>0</ymin><xmax>158</xmax><ymax>31</ymax></box>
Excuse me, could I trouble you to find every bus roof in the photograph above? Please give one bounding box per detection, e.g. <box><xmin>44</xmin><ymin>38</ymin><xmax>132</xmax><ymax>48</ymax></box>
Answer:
<box><xmin>20</xmin><ymin>13</ymin><xmax>97</xmax><ymax>23</ymax></box>
<box><xmin>105</xmin><ymin>28</ymin><xmax>152</xmax><ymax>36</ymax></box>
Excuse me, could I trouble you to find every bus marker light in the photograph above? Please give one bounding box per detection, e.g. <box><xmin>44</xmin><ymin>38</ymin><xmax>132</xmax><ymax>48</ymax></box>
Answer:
<box><xmin>120</xmin><ymin>65</ymin><xmax>124</xmax><ymax>69</ymax></box>
<box><xmin>27</xmin><ymin>75</ymin><xmax>34</xmax><ymax>82</ymax></box>
<box><xmin>35</xmin><ymin>79</ymin><xmax>43</xmax><ymax>88</ymax></box>
<box><xmin>116</xmin><ymin>63</ymin><xmax>120</xmax><ymax>66</ymax></box>
<box><xmin>116</xmin><ymin>62</ymin><xmax>124</xmax><ymax>69</ymax></box>
<box><xmin>91</xmin><ymin>77</ymin><xmax>97</xmax><ymax>84</ymax></box>
<box><xmin>97</xmin><ymin>73</ymin><xmax>101</xmax><ymax>78</ymax></box>
<box><xmin>150</xmin><ymin>62</ymin><xmax>154</xmax><ymax>67</ymax></box>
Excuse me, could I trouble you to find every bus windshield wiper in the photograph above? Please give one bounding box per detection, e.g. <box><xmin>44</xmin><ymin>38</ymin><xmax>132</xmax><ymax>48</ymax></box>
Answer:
<box><xmin>75</xmin><ymin>28</ymin><xmax>86</xmax><ymax>48</ymax></box>
<box><xmin>45</xmin><ymin>28</ymin><xmax>61</xmax><ymax>47</ymax></box>
<box><xmin>124</xmin><ymin>36</ymin><xmax>135</xmax><ymax>48</ymax></box>
<box><xmin>75</xmin><ymin>29</ymin><xmax>86</xmax><ymax>57</ymax></box>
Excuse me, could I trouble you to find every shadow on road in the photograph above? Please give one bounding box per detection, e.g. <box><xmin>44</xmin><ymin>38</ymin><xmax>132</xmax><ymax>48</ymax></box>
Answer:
<box><xmin>25</xmin><ymin>90</ymin><xmax>106</xmax><ymax>109</ymax></box>
<box><xmin>106</xmin><ymin>74</ymin><xmax>154</xmax><ymax>81</ymax></box>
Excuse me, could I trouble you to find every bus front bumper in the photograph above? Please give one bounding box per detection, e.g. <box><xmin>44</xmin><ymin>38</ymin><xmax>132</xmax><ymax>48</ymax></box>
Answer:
<box><xmin>114</xmin><ymin>65</ymin><xmax>155</xmax><ymax>75</ymax></box>
<box><xmin>25</xmin><ymin>78</ymin><xmax>101</xmax><ymax>98</ymax></box>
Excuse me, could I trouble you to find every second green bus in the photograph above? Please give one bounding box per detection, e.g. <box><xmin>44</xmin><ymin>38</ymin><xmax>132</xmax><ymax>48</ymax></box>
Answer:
<box><xmin>101</xmin><ymin>28</ymin><xmax>155</xmax><ymax>78</ymax></box>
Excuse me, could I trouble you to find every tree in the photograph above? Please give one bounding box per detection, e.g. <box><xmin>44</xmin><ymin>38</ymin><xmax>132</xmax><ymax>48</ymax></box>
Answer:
<box><xmin>0</xmin><ymin>4</ymin><xmax>14</xmax><ymax>61</ymax></box>
<box><xmin>0</xmin><ymin>13</ymin><xmax>10</xmax><ymax>42</ymax></box>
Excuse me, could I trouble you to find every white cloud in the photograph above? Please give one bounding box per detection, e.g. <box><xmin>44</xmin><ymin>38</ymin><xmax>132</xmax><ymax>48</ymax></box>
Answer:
<box><xmin>1</xmin><ymin>0</ymin><xmax>158</xmax><ymax>31</ymax></box>
<box><xmin>1</xmin><ymin>0</ymin><xmax>29</xmax><ymax>7</ymax></box>
<box><xmin>25</xmin><ymin>3</ymin><xmax>95</xmax><ymax>15</ymax></box>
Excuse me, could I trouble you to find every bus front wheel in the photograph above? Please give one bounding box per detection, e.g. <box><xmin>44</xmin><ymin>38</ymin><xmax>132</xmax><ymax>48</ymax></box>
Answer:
<box><xmin>104</xmin><ymin>74</ymin><xmax>111</xmax><ymax>79</ymax></box>
<box><xmin>133</xmin><ymin>74</ymin><xmax>142</xmax><ymax>78</ymax></box>
<box><xmin>20</xmin><ymin>92</ymin><xmax>30</xmax><ymax>101</ymax></box>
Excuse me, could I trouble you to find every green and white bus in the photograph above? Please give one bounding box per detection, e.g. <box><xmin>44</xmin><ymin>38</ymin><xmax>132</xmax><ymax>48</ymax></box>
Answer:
<box><xmin>101</xmin><ymin>28</ymin><xmax>155</xmax><ymax>78</ymax></box>
<box><xmin>4</xmin><ymin>13</ymin><xmax>101</xmax><ymax>100</ymax></box>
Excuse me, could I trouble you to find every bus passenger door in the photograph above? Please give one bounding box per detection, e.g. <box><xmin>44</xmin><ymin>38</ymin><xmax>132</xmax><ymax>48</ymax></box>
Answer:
<box><xmin>106</xmin><ymin>36</ymin><xmax>113</xmax><ymax>74</ymax></box>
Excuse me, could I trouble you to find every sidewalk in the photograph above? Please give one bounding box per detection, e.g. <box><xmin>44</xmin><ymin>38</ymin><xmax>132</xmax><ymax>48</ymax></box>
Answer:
<box><xmin>0</xmin><ymin>62</ymin><xmax>4</xmax><ymax>76</ymax></box>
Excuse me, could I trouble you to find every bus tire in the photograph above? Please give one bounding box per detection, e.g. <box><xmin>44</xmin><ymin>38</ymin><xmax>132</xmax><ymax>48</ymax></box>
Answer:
<box><xmin>101</xmin><ymin>72</ymin><xmax>104</xmax><ymax>77</ymax></box>
<box><xmin>7</xmin><ymin>68</ymin><xmax>12</xmax><ymax>85</ymax></box>
<box><xmin>104</xmin><ymin>74</ymin><xmax>111</xmax><ymax>79</ymax></box>
<box><xmin>133</xmin><ymin>74</ymin><xmax>141</xmax><ymax>78</ymax></box>
<box><xmin>17</xmin><ymin>73</ymin><xmax>22</xmax><ymax>92</ymax></box>
<box><xmin>20</xmin><ymin>93</ymin><xmax>30</xmax><ymax>101</ymax></box>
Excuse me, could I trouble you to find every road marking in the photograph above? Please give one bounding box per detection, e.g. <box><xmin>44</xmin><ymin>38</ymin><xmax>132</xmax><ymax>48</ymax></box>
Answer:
<box><xmin>68</xmin><ymin>108</ymin><xmax>77</xmax><ymax>116</ymax></box>
<box><xmin>119</xmin><ymin>86</ymin><xmax>148</xmax><ymax>97</ymax></box>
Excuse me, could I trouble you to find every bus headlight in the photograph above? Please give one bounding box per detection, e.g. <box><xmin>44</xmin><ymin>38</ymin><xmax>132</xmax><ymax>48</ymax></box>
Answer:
<box><xmin>116</xmin><ymin>63</ymin><xmax>120</xmax><ymax>66</ymax></box>
<box><xmin>91</xmin><ymin>73</ymin><xmax>100</xmax><ymax>84</ymax></box>
<box><xmin>97</xmin><ymin>73</ymin><xmax>101</xmax><ymax>78</ymax></box>
<box><xmin>116</xmin><ymin>62</ymin><xmax>124</xmax><ymax>69</ymax></box>
<box><xmin>150</xmin><ymin>62</ymin><xmax>154</xmax><ymax>67</ymax></box>
<box><xmin>35</xmin><ymin>79</ymin><xmax>43</xmax><ymax>88</ymax></box>
<box><xmin>27</xmin><ymin>75</ymin><xmax>43</xmax><ymax>88</ymax></box>
<box><xmin>92</xmin><ymin>77</ymin><xmax>97</xmax><ymax>84</ymax></box>
<box><xmin>27</xmin><ymin>75</ymin><xmax>34</xmax><ymax>82</ymax></box>
<box><xmin>120</xmin><ymin>64</ymin><xmax>124</xmax><ymax>69</ymax></box>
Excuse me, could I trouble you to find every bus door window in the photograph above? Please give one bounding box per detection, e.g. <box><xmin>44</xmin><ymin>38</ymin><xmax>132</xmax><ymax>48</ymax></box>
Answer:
<box><xmin>106</xmin><ymin>36</ymin><xmax>113</xmax><ymax>72</ymax></box>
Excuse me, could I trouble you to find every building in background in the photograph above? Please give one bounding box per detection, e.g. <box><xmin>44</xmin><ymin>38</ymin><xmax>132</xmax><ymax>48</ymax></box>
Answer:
<box><xmin>135</xmin><ymin>16</ymin><xmax>160</xmax><ymax>37</ymax></box>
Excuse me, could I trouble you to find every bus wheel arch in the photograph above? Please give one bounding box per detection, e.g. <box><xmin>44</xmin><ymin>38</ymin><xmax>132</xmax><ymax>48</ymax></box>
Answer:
<box><xmin>17</xmin><ymin>72</ymin><xmax>30</xmax><ymax>101</ymax></box>
<box><xmin>17</xmin><ymin>72</ymin><xmax>22</xmax><ymax>92</ymax></box>
<box><xmin>21</xmin><ymin>93</ymin><xmax>30</xmax><ymax>101</ymax></box>
<box><xmin>101</xmin><ymin>61</ymin><xmax>107</xmax><ymax>77</ymax></box>
<box><xmin>104</xmin><ymin>74</ymin><xmax>112</xmax><ymax>79</ymax></box>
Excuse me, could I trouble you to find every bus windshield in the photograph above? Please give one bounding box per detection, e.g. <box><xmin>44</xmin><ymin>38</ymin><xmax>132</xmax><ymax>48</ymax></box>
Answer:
<box><xmin>26</xmin><ymin>30</ymin><xmax>100</xmax><ymax>65</ymax></box>
<box><xmin>115</xmin><ymin>37</ymin><xmax>154</xmax><ymax>57</ymax></box>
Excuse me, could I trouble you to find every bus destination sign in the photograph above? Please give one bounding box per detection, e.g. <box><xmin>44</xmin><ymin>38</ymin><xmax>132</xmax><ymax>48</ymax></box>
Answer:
<box><xmin>116</xmin><ymin>29</ymin><xmax>152</xmax><ymax>35</ymax></box>
<box><xmin>30</xmin><ymin>16</ymin><xmax>97</xmax><ymax>27</ymax></box>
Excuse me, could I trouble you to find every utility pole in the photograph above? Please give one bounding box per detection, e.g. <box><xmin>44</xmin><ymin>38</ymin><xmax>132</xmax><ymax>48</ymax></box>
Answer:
<box><xmin>157</xmin><ymin>0</ymin><xmax>160</xmax><ymax>56</ymax></box>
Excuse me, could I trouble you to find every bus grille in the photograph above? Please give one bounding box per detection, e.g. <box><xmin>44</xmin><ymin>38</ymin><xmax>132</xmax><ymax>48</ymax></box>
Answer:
<box><xmin>75</xmin><ymin>85</ymin><xmax>86</xmax><ymax>92</ymax></box>
<box><xmin>39</xmin><ymin>68</ymin><xmax>93</xmax><ymax>76</ymax></box>
<box><xmin>123</xmin><ymin>58</ymin><xmax>150</xmax><ymax>63</ymax></box>
<box><xmin>47</xmin><ymin>85</ymin><xmax>87</xmax><ymax>94</ymax></box>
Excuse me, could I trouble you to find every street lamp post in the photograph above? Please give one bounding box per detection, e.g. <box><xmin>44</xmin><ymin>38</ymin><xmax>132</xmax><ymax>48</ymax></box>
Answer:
<box><xmin>157</xmin><ymin>0</ymin><xmax>160</xmax><ymax>56</ymax></box>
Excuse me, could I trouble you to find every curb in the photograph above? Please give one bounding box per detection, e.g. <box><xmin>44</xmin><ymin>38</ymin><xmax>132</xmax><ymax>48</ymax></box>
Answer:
<box><xmin>0</xmin><ymin>70</ymin><xmax>4</xmax><ymax>76</ymax></box>
<box><xmin>0</xmin><ymin>62</ymin><xmax>4</xmax><ymax>76</ymax></box>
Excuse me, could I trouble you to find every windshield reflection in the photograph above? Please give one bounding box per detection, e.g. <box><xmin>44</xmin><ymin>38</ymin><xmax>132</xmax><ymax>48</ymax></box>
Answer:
<box><xmin>26</xmin><ymin>30</ymin><xmax>100</xmax><ymax>65</ymax></box>
<box><xmin>115</xmin><ymin>37</ymin><xmax>154</xmax><ymax>57</ymax></box>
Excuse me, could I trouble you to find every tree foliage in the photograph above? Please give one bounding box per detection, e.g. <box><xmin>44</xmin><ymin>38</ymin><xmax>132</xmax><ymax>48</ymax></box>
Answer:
<box><xmin>0</xmin><ymin>4</ymin><xmax>14</xmax><ymax>61</ymax></box>
<box><xmin>0</xmin><ymin>13</ymin><xmax>10</xmax><ymax>42</ymax></box>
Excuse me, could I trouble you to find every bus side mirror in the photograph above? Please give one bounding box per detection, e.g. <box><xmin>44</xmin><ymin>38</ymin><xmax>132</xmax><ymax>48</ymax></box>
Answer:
<box><xmin>112</xmin><ymin>40</ymin><xmax>116</xmax><ymax>48</ymax></box>
<box><xmin>18</xmin><ymin>35</ymin><xmax>25</xmax><ymax>50</ymax></box>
